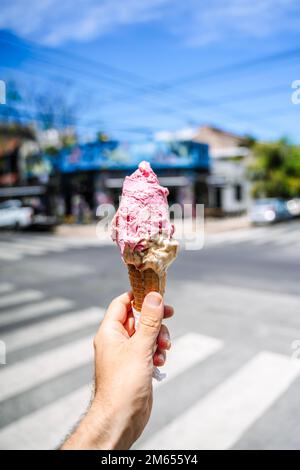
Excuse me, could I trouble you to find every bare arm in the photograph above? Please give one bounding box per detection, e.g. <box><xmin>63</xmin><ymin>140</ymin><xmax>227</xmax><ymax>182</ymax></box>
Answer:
<box><xmin>61</xmin><ymin>291</ymin><xmax>173</xmax><ymax>450</ymax></box>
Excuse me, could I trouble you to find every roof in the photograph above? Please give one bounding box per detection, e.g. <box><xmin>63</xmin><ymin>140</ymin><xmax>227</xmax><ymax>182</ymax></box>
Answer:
<box><xmin>0</xmin><ymin>124</ymin><xmax>36</xmax><ymax>158</ymax></box>
<box><xmin>0</xmin><ymin>124</ymin><xmax>36</xmax><ymax>140</ymax></box>
<box><xmin>193</xmin><ymin>125</ymin><xmax>246</xmax><ymax>150</ymax></box>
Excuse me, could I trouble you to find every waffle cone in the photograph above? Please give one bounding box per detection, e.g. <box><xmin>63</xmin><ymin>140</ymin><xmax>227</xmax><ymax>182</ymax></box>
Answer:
<box><xmin>127</xmin><ymin>264</ymin><xmax>166</xmax><ymax>312</ymax></box>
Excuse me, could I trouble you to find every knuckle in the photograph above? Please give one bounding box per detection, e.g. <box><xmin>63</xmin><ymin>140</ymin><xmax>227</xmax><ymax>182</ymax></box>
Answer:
<box><xmin>108</xmin><ymin>298</ymin><xmax>118</xmax><ymax>311</ymax></box>
<box><xmin>160</xmin><ymin>324</ymin><xmax>168</xmax><ymax>334</ymax></box>
<box><xmin>140</xmin><ymin>314</ymin><xmax>161</xmax><ymax>331</ymax></box>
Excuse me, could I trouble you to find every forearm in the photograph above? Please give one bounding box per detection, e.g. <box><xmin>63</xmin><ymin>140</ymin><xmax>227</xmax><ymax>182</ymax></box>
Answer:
<box><xmin>61</xmin><ymin>399</ymin><xmax>127</xmax><ymax>450</ymax></box>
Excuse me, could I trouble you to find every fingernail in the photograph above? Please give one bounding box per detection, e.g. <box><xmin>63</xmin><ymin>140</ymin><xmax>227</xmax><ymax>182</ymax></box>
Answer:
<box><xmin>162</xmin><ymin>332</ymin><xmax>171</xmax><ymax>348</ymax></box>
<box><xmin>158</xmin><ymin>353</ymin><xmax>165</xmax><ymax>364</ymax></box>
<box><xmin>145</xmin><ymin>292</ymin><xmax>162</xmax><ymax>307</ymax></box>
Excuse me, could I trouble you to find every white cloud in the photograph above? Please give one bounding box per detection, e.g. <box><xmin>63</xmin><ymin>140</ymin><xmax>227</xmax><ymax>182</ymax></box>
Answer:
<box><xmin>0</xmin><ymin>0</ymin><xmax>171</xmax><ymax>45</ymax></box>
<box><xmin>0</xmin><ymin>0</ymin><xmax>299</xmax><ymax>46</ymax></box>
<box><xmin>169</xmin><ymin>0</ymin><xmax>300</xmax><ymax>46</ymax></box>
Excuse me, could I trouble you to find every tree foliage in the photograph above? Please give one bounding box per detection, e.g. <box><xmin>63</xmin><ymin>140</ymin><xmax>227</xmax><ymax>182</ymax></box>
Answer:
<box><xmin>248</xmin><ymin>139</ymin><xmax>300</xmax><ymax>199</ymax></box>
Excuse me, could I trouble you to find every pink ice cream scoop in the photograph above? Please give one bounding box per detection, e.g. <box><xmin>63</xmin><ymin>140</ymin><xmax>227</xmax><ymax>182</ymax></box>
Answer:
<box><xmin>111</xmin><ymin>161</ymin><xmax>175</xmax><ymax>255</ymax></box>
<box><xmin>112</xmin><ymin>161</ymin><xmax>178</xmax><ymax>382</ymax></box>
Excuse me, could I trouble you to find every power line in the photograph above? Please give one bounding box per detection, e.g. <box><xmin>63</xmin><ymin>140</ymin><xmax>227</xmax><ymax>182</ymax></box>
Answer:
<box><xmin>157</xmin><ymin>48</ymin><xmax>300</xmax><ymax>89</ymax></box>
<box><xmin>0</xmin><ymin>35</ymin><xmax>157</xmax><ymax>92</ymax></box>
<box><xmin>3</xmin><ymin>34</ymin><xmax>296</xmax><ymax>109</ymax></box>
<box><xmin>1</xmin><ymin>35</ymin><xmax>299</xmax><ymax>134</ymax></box>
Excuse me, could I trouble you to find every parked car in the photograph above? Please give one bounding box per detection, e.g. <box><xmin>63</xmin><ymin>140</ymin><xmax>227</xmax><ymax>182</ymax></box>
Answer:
<box><xmin>0</xmin><ymin>199</ymin><xmax>33</xmax><ymax>229</ymax></box>
<box><xmin>250</xmin><ymin>198</ymin><xmax>291</xmax><ymax>225</ymax></box>
<box><xmin>287</xmin><ymin>198</ymin><xmax>300</xmax><ymax>217</ymax></box>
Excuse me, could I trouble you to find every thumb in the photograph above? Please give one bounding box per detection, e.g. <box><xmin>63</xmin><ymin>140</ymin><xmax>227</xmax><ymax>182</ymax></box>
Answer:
<box><xmin>135</xmin><ymin>292</ymin><xmax>164</xmax><ymax>350</ymax></box>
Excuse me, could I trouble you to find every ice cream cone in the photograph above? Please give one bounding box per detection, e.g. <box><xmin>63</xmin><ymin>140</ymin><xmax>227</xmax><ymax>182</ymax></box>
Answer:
<box><xmin>127</xmin><ymin>264</ymin><xmax>166</xmax><ymax>312</ymax></box>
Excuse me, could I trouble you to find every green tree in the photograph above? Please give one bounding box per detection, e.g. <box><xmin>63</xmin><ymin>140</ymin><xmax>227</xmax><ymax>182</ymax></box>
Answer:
<box><xmin>248</xmin><ymin>139</ymin><xmax>300</xmax><ymax>199</ymax></box>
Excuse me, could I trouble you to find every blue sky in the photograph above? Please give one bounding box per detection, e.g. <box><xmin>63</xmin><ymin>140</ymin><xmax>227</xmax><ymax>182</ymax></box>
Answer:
<box><xmin>0</xmin><ymin>0</ymin><xmax>300</xmax><ymax>142</ymax></box>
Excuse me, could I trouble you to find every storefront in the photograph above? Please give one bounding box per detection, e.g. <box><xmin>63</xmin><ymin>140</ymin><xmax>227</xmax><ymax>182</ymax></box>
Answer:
<box><xmin>0</xmin><ymin>125</ymin><xmax>60</xmax><ymax>225</ymax></box>
<box><xmin>57</xmin><ymin>139</ymin><xmax>210</xmax><ymax>218</ymax></box>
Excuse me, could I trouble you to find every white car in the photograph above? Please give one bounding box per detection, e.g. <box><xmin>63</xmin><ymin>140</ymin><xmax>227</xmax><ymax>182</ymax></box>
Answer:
<box><xmin>0</xmin><ymin>200</ymin><xmax>33</xmax><ymax>229</ymax></box>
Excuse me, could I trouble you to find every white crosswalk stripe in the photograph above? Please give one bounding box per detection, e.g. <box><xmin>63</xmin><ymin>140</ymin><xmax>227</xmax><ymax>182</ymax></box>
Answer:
<box><xmin>0</xmin><ymin>290</ymin><xmax>43</xmax><ymax>309</ymax></box>
<box><xmin>250</xmin><ymin>227</ymin><xmax>291</xmax><ymax>245</ymax></box>
<box><xmin>0</xmin><ymin>283</ymin><xmax>14</xmax><ymax>294</ymax></box>
<box><xmin>0</xmin><ymin>336</ymin><xmax>94</xmax><ymax>402</ymax></box>
<box><xmin>140</xmin><ymin>351</ymin><xmax>300</xmax><ymax>450</ymax></box>
<box><xmin>12</xmin><ymin>237</ymin><xmax>68</xmax><ymax>252</ymax></box>
<box><xmin>0</xmin><ymin>241</ymin><xmax>46</xmax><ymax>255</ymax></box>
<box><xmin>206</xmin><ymin>228</ymin><xmax>268</xmax><ymax>246</ymax></box>
<box><xmin>3</xmin><ymin>306</ymin><xmax>105</xmax><ymax>352</ymax></box>
<box><xmin>0</xmin><ymin>249</ymin><xmax>22</xmax><ymax>261</ymax></box>
<box><xmin>0</xmin><ymin>235</ymin><xmax>105</xmax><ymax>261</ymax></box>
<box><xmin>154</xmin><ymin>333</ymin><xmax>223</xmax><ymax>388</ymax></box>
<box><xmin>271</xmin><ymin>231</ymin><xmax>300</xmax><ymax>246</ymax></box>
<box><xmin>0</xmin><ymin>385</ymin><xmax>93</xmax><ymax>450</ymax></box>
<box><xmin>205</xmin><ymin>223</ymin><xmax>300</xmax><ymax>249</ymax></box>
<box><xmin>0</xmin><ymin>298</ymin><xmax>74</xmax><ymax>328</ymax></box>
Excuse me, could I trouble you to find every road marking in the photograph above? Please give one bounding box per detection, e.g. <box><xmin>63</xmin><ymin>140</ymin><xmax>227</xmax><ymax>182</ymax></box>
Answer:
<box><xmin>12</xmin><ymin>237</ymin><xmax>67</xmax><ymax>252</ymax></box>
<box><xmin>0</xmin><ymin>290</ymin><xmax>43</xmax><ymax>309</ymax></box>
<box><xmin>223</xmin><ymin>229</ymin><xmax>273</xmax><ymax>245</ymax></box>
<box><xmin>250</xmin><ymin>226</ymin><xmax>293</xmax><ymax>245</ymax></box>
<box><xmin>3</xmin><ymin>307</ymin><xmax>104</xmax><ymax>352</ymax></box>
<box><xmin>0</xmin><ymin>241</ymin><xmax>46</xmax><ymax>255</ymax></box>
<box><xmin>206</xmin><ymin>228</ymin><xmax>268</xmax><ymax>246</ymax></box>
<box><xmin>205</xmin><ymin>225</ymin><xmax>300</xmax><ymax>248</ymax></box>
<box><xmin>140</xmin><ymin>351</ymin><xmax>300</xmax><ymax>450</ymax></box>
<box><xmin>0</xmin><ymin>333</ymin><xmax>222</xmax><ymax>449</ymax></box>
<box><xmin>154</xmin><ymin>333</ymin><xmax>223</xmax><ymax>389</ymax></box>
<box><xmin>0</xmin><ymin>336</ymin><xmax>93</xmax><ymax>402</ymax></box>
<box><xmin>0</xmin><ymin>283</ymin><xmax>14</xmax><ymax>294</ymax></box>
<box><xmin>0</xmin><ymin>298</ymin><xmax>73</xmax><ymax>328</ymax></box>
<box><xmin>0</xmin><ymin>384</ymin><xmax>92</xmax><ymax>450</ymax></box>
<box><xmin>62</xmin><ymin>238</ymin><xmax>101</xmax><ymax>248</ymax></box>
<box><xmin>8</xmin><ymin>236</ymin><xmax>102</xmax><ymax>253</ymax></box>
<box><xmin>0</xmin><ymin>249</ymin><xmax>22</xmax><ymax>261</ymax></box>
<box><xmin>272</xmin><ymin>230</ymin><xmax>300</xmax><ymax>246</ymax></box>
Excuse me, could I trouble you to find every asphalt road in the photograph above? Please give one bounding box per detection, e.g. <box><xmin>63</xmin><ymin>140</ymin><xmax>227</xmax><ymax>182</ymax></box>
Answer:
<box><xmin>0</xmin><ymin>220</ymin><xmax>300</xmax><ymax>450</ymax></box>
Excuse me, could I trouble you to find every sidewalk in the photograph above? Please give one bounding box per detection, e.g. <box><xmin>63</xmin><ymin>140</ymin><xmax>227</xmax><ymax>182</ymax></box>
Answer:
<box><xmin>55</xmin><ymin>215</ymin><xmax>251</xmax><ymax>239</ymax></box>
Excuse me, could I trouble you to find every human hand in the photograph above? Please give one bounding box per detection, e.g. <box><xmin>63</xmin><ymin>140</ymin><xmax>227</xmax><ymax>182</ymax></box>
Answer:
<box><xmin>61</xmin><ymin>291</ymin><xmax>174</xmax><ymax>450</ymax></box>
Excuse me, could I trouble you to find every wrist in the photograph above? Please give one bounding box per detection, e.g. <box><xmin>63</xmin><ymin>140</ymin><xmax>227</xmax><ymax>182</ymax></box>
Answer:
<box><xmin>87</xmin><ymin>397</ymin><xmax>125</xmax><ymax>450</ymax></box>
<box><xmin>61</xmin><ymin>396</ymin><xmax>130</xmax><ymax>450</ymax></box>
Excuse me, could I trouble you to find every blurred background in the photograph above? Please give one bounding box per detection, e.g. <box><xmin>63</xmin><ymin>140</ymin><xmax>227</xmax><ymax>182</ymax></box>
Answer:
<box><xmin>0</xmin><ymin>0</ymin><xmax>300</xmax><ymax>450</ymax></box>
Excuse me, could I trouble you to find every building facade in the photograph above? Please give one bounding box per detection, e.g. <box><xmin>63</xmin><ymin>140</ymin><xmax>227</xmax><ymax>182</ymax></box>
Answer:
<box><xmin>193</xmin><ymin>125</ymin><xmax>251</xmax><ymax>215</ymax></box>
<box><xmin>56</xmin><ymin>139</ymin><xmax>211</xmax><ymax>217</ymax></box>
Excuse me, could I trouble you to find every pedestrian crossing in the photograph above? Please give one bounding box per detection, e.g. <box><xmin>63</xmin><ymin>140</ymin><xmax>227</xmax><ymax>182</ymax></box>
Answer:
<box><xmin>139</xmin><ymin>352</ymin><xmax>300</xmax><ymax>450</ymax></box>
<box><xmin>3</xmin><ymin>307</ymin><xmax>104</xmax><ymax>353</ymax></box>
<box><xmin>0</xmin><ymin>282</ymin><xmax>300</xmax><ymax>450</ymax></box>
<box><xmin>205</xmin><ymin>222</ymin><xmax>300</xmax><ymax>250</ymax></box>
<box><xmin>0</xmin><ymin>290</ymin><xmax>43</xmax><ymax>309</ymax></box>
<box><xmin>0</xmin><ymin>222</ymin><xmax>299</xmax><ymax>263</ymax></box>
<box><xmin>0</xmin><ymin>297</ymin><xmax>74</xmax><ymax>329</ymax></box>
<box><xmin>0</xmin><ymin>283</ymin><xmax>14</xmax><ymax>294</ymax></box>
<box><xmin>0</xmin><ymin>234</ymin><xmax>108</xmax><ymax>262</ymax></box>
<box><xmin>0</xmin><ymin>221</ymin><xmax>299</xmax><ymax>263</ymax></box>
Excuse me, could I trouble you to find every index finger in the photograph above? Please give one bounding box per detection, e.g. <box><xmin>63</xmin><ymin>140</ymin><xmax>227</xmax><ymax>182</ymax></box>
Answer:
<box><xmin>104</xmin><ymin>291</ymin><xmax>133</xmax><ymax>324</ymax></box>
